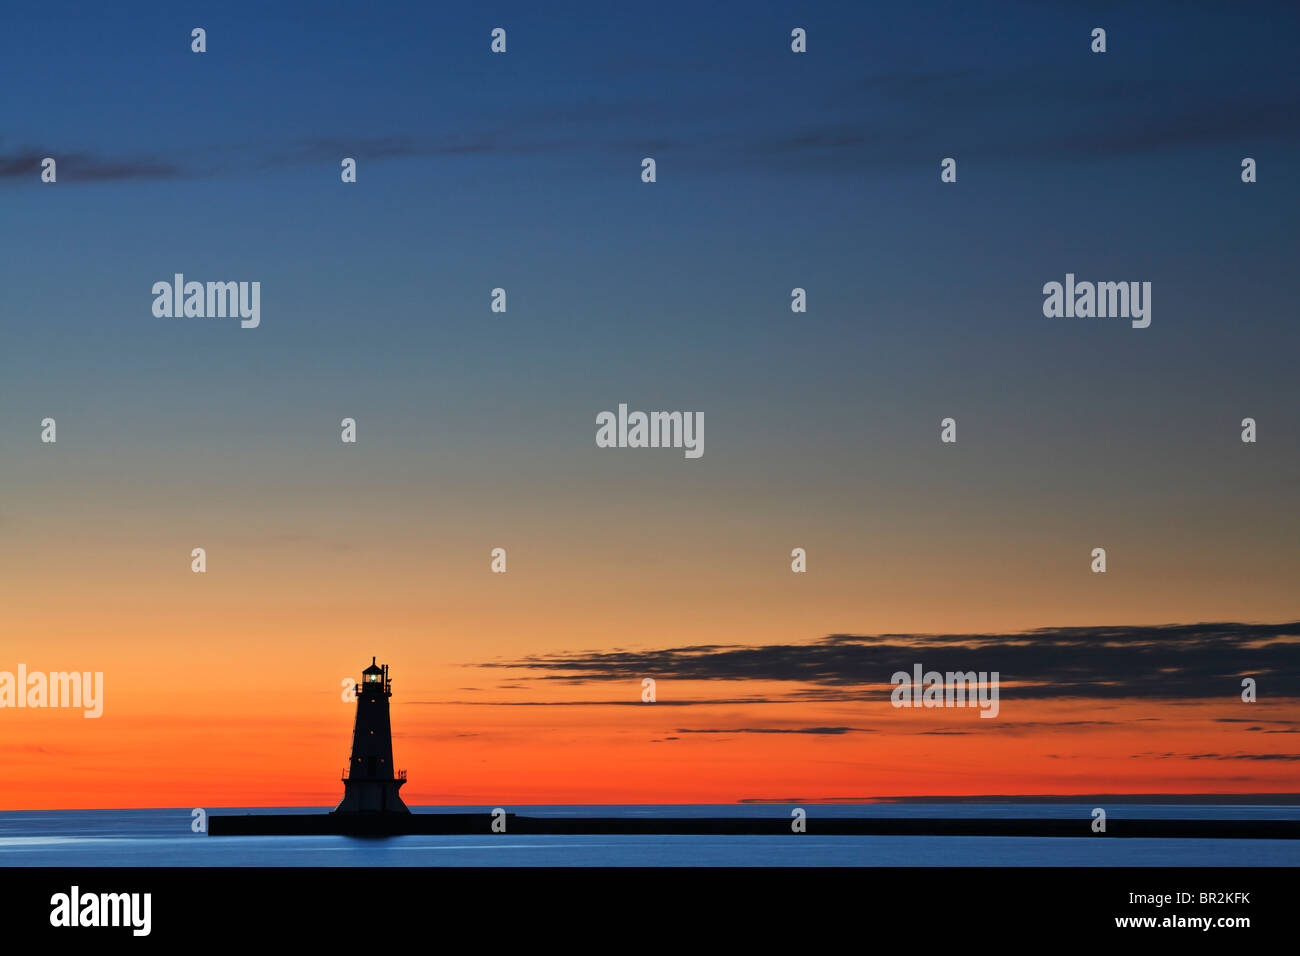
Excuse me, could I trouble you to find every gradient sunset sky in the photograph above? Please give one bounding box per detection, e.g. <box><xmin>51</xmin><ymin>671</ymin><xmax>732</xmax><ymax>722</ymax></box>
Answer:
<box><xmin>2</xmin><ymin>1</ymin><xmax>1298</xmax><ymax>809</ymax></box>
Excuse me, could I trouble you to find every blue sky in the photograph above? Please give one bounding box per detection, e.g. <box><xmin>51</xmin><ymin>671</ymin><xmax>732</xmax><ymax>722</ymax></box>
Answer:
<box><xmin>3</xmin><ymin>0</ymin><xmax>1298</xmax><ymax>614</ymax></box>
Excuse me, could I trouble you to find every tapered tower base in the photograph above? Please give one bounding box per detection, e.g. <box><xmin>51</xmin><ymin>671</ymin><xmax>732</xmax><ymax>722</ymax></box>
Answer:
<box><xmin>333</xmin><ymin>777</ymin><xmax>410</xmax><ymax>815</ymax></box>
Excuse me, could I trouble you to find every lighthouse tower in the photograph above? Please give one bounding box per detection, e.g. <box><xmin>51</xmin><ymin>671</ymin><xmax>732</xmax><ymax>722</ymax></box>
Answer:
<box><xmin>333</xmin><ymin>657</ymin><xmax>410</xmax><ymax>815</ymax></box>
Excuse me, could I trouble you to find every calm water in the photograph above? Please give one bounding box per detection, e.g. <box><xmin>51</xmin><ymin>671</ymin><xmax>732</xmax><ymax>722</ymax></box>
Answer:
<box><xmin>1</xmin><ymin>805</ymin><xmax>1296</xmax><ymax>866</ymax></box>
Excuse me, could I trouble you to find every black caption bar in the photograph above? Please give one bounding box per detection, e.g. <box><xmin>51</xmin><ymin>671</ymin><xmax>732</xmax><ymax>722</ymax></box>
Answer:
<box><xmin>1</xmin><ymin>866</ymin><xmax>1287</xmax><ymax>942</ymax></box>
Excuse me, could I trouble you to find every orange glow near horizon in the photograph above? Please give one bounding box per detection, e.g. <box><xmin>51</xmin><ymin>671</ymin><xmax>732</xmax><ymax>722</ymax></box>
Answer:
<box><xmin>3</xmin><ymin>654</ymin><xmax>1298</xmax><ymax>809</ymax></box>
<box><xmin>3</xmin><ymin>479</ymin><xmax>1298</xmax><ymax>810</ymax></box>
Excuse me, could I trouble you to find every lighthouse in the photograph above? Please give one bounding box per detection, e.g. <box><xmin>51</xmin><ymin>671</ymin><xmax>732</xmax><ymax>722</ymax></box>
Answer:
<box><xmin>333</xmin><ymin>657</ymin><xmax>410</xmax><ymax>815</ymax></box>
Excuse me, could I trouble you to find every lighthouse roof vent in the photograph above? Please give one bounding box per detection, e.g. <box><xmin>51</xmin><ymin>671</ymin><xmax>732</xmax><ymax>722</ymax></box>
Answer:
<box><xmin>362</xmin><ymin>657</ymin><xmax>383</xmax><ymax>675</ymax></box>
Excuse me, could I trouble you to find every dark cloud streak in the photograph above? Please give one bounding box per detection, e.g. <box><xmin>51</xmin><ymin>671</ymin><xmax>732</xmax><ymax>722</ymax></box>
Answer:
<box><xmin>478</xmin><ymin>621</ymin><xmax>1300</xmax><ymax>701</ymax></box>
<box><xmin>0</xmin><ymin>146</ymin><xmax>180</xmax><ymax>181</ymax></box>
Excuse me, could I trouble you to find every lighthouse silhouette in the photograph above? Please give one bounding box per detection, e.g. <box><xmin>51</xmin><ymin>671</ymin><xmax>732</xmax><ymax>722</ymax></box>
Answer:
<box><xmin>333</xmin><ymin>657</ymin><xmax>410</xmax><ymax>814</ymax></box>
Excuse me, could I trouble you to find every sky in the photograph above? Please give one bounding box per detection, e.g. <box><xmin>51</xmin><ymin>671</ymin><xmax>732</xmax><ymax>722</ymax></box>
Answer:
<box><xmin>1</xmin><ymin>0</ymin><xmax>1298</xmax><ymax>809</ymax></box>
